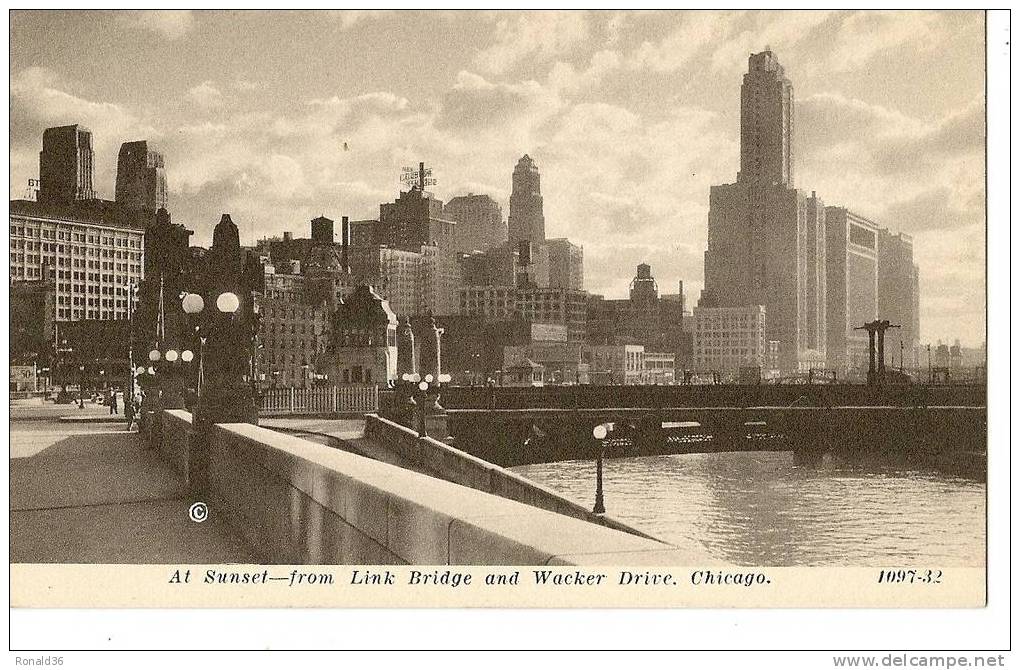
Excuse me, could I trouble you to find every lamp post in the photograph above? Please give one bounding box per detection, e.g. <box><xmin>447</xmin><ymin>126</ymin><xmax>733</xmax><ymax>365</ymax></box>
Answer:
<box><xmin>401</xmin><ymin>372</ymin><xmax>452</xmax><ymax>437</ymax></box>
<box><xmin>592</xmin><ymin>423</ymin><xmax>609</xmax><ymax>514</ymax></box>
<box><xmin>78</xmin><ymin>364</ymin><xmax>85</xmax><ymax>409</ymax></box>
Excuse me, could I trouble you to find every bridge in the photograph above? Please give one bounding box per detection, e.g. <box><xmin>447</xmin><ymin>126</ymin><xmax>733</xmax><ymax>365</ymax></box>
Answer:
<box><xmin>10</xmin><ymin>398</ymin><xmax>711</xmax><ymax>566</ymax></box>
<box><xmin>412</xmin><ymin>383</ymin><xmax>987</xmax><ymax>477</ymax></box>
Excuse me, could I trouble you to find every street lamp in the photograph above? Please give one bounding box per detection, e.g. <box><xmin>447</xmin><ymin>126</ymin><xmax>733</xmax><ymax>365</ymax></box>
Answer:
<box><xmin>181</xmin><ymin>288</ymin><xmax>254</xmax><ymax>425</ymax></box>
<box><xmin>401</xmin><ymin>372</ymin><xmax>452</xmax><ymax>437</ymax></box>
<box><xmin>592</xmin><ymin>423</ymin><xmax>609</xmax><ymax>514</ymax></box>
<box><xmin>78</xmin><ymin>364</ymin><xmax>85</xmax><ymax>409</ymax></box>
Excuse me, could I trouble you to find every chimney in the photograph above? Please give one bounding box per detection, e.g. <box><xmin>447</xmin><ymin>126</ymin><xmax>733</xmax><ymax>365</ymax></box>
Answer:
<box><xmin>341</xmin><ymin>216</ymin><xmax>351</xmax><ymax>274</ymax></box>
<box><xmin>283</xmin><ymin>231</ymin><xmax>293</xmax><ymax>242</ymax></box>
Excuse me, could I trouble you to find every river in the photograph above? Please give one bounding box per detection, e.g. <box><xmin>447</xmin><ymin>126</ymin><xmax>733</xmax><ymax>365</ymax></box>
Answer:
<box><xmin>511</xmin><ymin>451</ymin><xmax>985</xmax><ymax>566</ymax></box>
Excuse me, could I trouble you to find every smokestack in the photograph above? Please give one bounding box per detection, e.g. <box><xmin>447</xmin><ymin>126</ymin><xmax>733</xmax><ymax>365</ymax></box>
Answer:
<box><xmin>679</xmin><ymin>280</ymin><xmax>685</xmax><ymax>313</ymax></box>
<box><xmin>341</xmin><ymin>216</ymin><xmax>350</xmax><ymax>274</ymax></box>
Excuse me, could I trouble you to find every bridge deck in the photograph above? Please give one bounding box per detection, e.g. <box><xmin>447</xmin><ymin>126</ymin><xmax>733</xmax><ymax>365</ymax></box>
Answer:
<box><xmin>10</xmin><ymin>411</ymin><xmax>261</xmax><ymax>563</ymax></box>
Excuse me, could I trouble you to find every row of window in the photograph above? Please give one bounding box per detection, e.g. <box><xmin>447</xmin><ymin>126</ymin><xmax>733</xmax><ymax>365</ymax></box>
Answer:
<box><xmin>56</xmin><ymin>308</ymin><xmax>128</xmax><ymax>320</ymax></box>
<box><xmin>11</xmin><ymin>225</ymin><xmax>142</xmax><ymax>248</ymax></box>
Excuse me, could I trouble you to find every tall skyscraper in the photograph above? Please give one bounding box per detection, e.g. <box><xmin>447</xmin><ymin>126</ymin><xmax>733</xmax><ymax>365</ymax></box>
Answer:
<box><xmin>702</xmin><ymin>49</ymin><xmax>814</xmax><ymax>373</ymax></box>
<box><xmin>508</xmin><ymin>154</ymin><xmax>545</xmax><ymax>245</ymax></box>
<box><xmin>115</xmin><ymin>141</ymin><xmax>168</xmax><ymax>211</ymax></box>
<box><xmin>444</xmin><ymin>193</ymin><xmax>506</xmax><ymax>253</ymax></box>
<box><xmin>38</xmin><ymin>124</ymin><xmax>96</xmax><ymax>204</ymax></box>
<box><xmin>739</xmin><ymin>49</ymin><xmax>794</xmax><ymax>187</ymax></box>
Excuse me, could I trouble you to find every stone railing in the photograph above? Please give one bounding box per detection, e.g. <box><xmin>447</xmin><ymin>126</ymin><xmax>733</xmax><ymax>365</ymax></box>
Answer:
<box><xmin>154</xmin><ymin>410</ymin><xmax>711</xmax><ymax>565</ymax></box>
<box><xmin>364</xmin><ymin>414</ymin><xmax>658</xmax><ymax>540</ymax></box>
<box><xmin>260</xmin><ymin>385</ymin><xmax>378</xmax><ymax>415</ymax></box>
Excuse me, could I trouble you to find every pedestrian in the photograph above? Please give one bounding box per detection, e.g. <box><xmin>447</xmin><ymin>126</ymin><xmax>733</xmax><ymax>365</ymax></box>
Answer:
<box><xmin>111</xmin><ymin>388</ymin><xmax>119</xmax><ymax>414</ymax></box>
<box><xmin>124</xmin><ymin>396</ymin><xmax>136</xmax><ymax>431</ymax></box>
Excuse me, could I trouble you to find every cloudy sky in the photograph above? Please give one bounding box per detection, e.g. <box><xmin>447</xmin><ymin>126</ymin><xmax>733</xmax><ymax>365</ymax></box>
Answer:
<box><xmin>9</xmin><ymin>10</ymin><xmax>985</xmax><ymax>346</ymax></box>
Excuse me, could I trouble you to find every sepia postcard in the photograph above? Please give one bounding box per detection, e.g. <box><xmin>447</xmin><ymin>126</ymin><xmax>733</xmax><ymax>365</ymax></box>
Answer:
<box><xmin>7</xmin><ymin>8</ymin><xmax>1005</xmax><ymax>649</ymax></box>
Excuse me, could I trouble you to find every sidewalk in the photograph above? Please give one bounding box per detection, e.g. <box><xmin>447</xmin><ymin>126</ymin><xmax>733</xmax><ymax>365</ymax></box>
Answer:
<box><xmin>9</xmin><ymin>399</ymin><xmax>117</xmax><ymax>422</ymax></box>
<box><xmin>10</xmin><ymin>414</ymin><xmax>261</xmax><ymax>564</ymax></box>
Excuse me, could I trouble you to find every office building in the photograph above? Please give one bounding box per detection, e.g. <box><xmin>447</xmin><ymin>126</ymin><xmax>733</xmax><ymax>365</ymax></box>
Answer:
<box><xmin>703</xmin><ymin>50</ymin><xmax>815</xmax><ymax>372</ymax></box>
<box><xmin>587</xmin><ymin>265</ymin><xmax>690</xmax><ymax>368</ymax></box>
<box><xmin>740</xmin><ymin>49</ymin><xmax>794</xmax><ymax>187</ymax></box>
<box><xmin>378</xmin><ymin>188</ymin><xmax>460</xmax><ymax>315</ymax></box>
<box><xmin>38</xmin><ymin>124</ymin><xmax>95</xmax><ymax>204</ymax></box>
<box><xmin>459</xmin><ymin>285</ymin><xmax>587</xmax><ymax>342</ymax></box>
<box><xmin>444</xmin><ymin>193</ymin><xmax>506</xmax><ymax>253</ymax></box>
<box><xmin>508</xmin><ymin>154</ymin><xmax>545</xmax><ymax>246</ymax></box>
<box><xmin>587</xmin><ymin>344</ymin><xmax>645</xmax><ymax>385</ymax></box>
<box><xmin>877</xmin><ymin>229</ymin><xmax>919</xmax><ymax>366</ymax></box>
<box><xmin>825</xmin><ymin>207</ymin><xmax>880</xmax><ymax>371</ymax></box>
<box><xmin>9</xmin><ymin>199</ymin><xmax>145</xmax><ymax>334</ymax></box>
<box><xmin>115</xmin><ymin>141</ymin><xmax>168</xmax><ymax>211</ymax></box>
<box><xmin>692</xmin><ymin>305</ymin><xmax>766</xmax><ymax>375</ymax></box>
<box><xmin>546</xmin><ymin>238</ymin><xmax>584</xmax><ymax>290</ymax></box>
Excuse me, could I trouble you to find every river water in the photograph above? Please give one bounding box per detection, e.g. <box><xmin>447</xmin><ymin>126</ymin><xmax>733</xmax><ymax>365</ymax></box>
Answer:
<box><xmin>511</xmin><ymin>452</ymin><xmax>985</xmax><ymax>566</ymax></box>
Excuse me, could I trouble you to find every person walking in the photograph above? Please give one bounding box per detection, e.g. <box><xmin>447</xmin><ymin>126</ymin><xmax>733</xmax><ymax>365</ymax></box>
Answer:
<box><xmin>124</xmin><ymin>396</ymin><xmax>135</xmax><ymax>431</ymax></box>
<box><xmin>111</xmin><ymin>388</ymin><xmax>119</xmax><ymax>414</ymax></box>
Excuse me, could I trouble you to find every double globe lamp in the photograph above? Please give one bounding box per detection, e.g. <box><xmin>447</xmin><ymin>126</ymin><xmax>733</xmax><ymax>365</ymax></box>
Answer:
<box><xmin>136</xmin><ymin>291</ymin><xmax>240</xmax><ymax>378</ymax></box>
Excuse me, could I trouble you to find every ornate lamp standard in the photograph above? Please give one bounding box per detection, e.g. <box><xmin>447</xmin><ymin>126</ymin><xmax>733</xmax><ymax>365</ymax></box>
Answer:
<box><xmin>185</xmin><ymin>214</ymin><xmax>260</xmax><ymax>492</ymax></box>
<box><xmin>591</xmin><ymin>423</ymin><xmax>611</xmax><ymax>514</ymax></box>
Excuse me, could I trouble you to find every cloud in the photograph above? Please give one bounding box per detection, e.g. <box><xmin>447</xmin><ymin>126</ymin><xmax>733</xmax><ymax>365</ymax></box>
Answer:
<box><xmin>9</xmin><ymin>67</ymin><xmax>157</xmax><ymax>200</ymax></box>
<box><xmin>628</xmin><ymin>12</ymin><xmax>739</xmax><ymax>72</ymax></box>
<box><xmin>327</xmin><ymin>10</ymin><xmax>391</xmax><ymax>30</ymax></box>
<box><xmin>710</xmin><ymin>11</ymin><xmax>835</xmax><ymax>73</ymax></box>
<box><xmin>133</xmin><ymin>10</ymin><xmax>195</xmax><ymax>40</ymax></box>
<box><xmin>820</xmin><ymin>11</ymin><xmax>966</xmax><ymax>73</ymax></box>
<box><xmin>475</xmin><ymin>11</ymin><xmax>591</xmax><ymax>74</ymax></box>
<box><xmin>186</xmin><ymin>81</ymin><xmax>224</xmax><ymax>109</ymax></box>
<box><xmin>437</xmin><ymin>71</ymin><xmax>563</xmax><ymax>135</ymax></box>
<box><xmin>880</xmin><ymin>186</ymin><xmax>983</xmax><ymax>235</ymax></box>
<box><xmin>547</xmin><ymin>50</ymin><xmax>623</xmax><ymax>94</ymax></box>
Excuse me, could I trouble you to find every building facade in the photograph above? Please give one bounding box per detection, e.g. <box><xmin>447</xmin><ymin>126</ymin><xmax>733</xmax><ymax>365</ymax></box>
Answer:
<box><xmin>9</xmin><ymin>200</ymin><xmax>145</xmax><ymax>330</ymax></box>
<box><xmin>258</xmin><ymin>268</ymin><xmax>329</xmax><ymax>388</ymax></box>
<box><xmin>804</xmin><ymin>191</ymin><xmax>827</xmax><ymax>357</ymax></box>
<box><xmin>38</xmin><ymin>124</ymin><xmax>95</xmax><ymax>204</ymax></box>
<box><xmin>825</xmin><ymin>207</ymin><xmax>880</xmax><ymax>372</ymax></box>
<box><xmin>378</xmin><ymin>188</ymin><xmax>460</xmax><ymax>315</ymax></box>
<box><xmin>740</xmin><ymin>49</ymin><xmax>794</xmax><ymax>187</ymax></box>
<box><xmin>508</xmin><ymin>154</ymin><xmax>545</xmax><ymax>246</ymax></box>
<box><xmin>546</xmin><ymin>237</ymin><xmax>584</xmax><ymax>290</ymax></box>
<box><xmin>318</xmin><ymin>286</ymin><xmax>398</xmax><ymax>386</ymax></box>
<box><xmin>702</xmin><ymin>50</ymin><xmax>816</xmax><ymax>373</ymax></box>
<box><xmin>115</xmin><ymin>141</ymin><xmax>168</xmax><ymax>211</ymax></box>
<box><xmin>587</xmin><ymin>265</ymin><xmax>690</xmax><ymax>369</ymax></box>
<box><xmin>587</xmin><ymin>344</ymin><xmax>645</xmax><ymax>385</ymax></box>
<box><xmin>444</xmin><ymin>193</ymin><xmax>506</xmax><ymax>253</ymax></box>
<box><xmin>692</xmin><ymin>305</ymin><xmax>766</xmax><ymax>376</ymax></box>
<box><xmin>877</xmin><ymin>229</ymin><xmax>919</xmax><ymax>367</ymax></box>
<box><xmin>459</xmin><ymin>285</ymin><xmax>587</xmax><ymax>342</ymax></box>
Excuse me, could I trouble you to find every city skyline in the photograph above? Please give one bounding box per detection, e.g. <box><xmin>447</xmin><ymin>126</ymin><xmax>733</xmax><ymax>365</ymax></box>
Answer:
<box><xmin>9</xmin><ymin>10</ymin><xmax>985</xmax><ymax>346</ymax></box>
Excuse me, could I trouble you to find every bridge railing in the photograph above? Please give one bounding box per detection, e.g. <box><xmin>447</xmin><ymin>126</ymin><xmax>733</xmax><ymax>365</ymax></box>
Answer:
<box><xmin>259</xmin><ymin>385</ymin><xmax>378</xmax><ymax>415</ymax></box>
<box><xmin>438</xmin><ymin>382</ymin><xmax>986</xmax><ymax>410</ymax></box>
<box><xmin>149</xmin><ymin>409</ymin><xmax>714</xmax><ymax>565</ymax></box>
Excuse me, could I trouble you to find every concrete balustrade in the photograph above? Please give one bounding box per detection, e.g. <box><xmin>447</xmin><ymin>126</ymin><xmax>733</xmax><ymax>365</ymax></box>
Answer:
<box><xmin>157</xmin><ymin>410</ymin><xmax>712</xmax><ymax>565</ymax></box>
<box><xmin>158</xmin><ymin>409</ymin><xmax>194</xmax><ymax>481</ymax></box>
<box><xmin>364</xmin><ymin>414</ymin><xmax>658</xmax><ymax>540</ymax></box>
